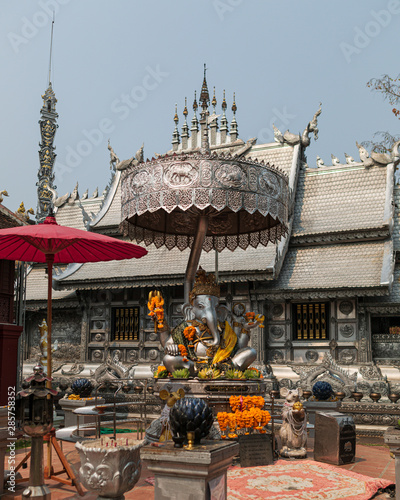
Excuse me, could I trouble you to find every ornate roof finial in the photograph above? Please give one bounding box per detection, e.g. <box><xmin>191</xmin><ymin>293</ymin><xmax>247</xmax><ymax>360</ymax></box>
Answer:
<box><xmin>232</xmin><ymin>92</ymin><xmax>237</xmax><ymax>115</ymax></box>
<box><xmin>174</xmin><ymin>103</ymin><xmax>179</xmax><ymax>125</ymax></box>
<box><xmin>172</xmin><ymin>103</ymin><xmax>180</xmax><ymax>151</ymax></box>
<box><xmin>221</xmin><ymin>89</ymin><xmax>227</xmax><ymax>112</ymax></box>
<box><xmin>183</xmin><ymin>97</ymin><xmax>188</xmax><ymax>120</ymax></box>
<box><xmin>230</xmin><ymin>92</ymin><xmax>238</xmax><ymax>142</ymax></box>
<box><xmin>193</xmin><ymin>90</ymin><xmax>198</xmax><ymax>113</ymax></box>
<box><xmin>212</xmin><ymin>87</ymin><xmax>217</xmax><ymax>111</ymax></box>
<box><xmin>200</xmin><ymin>63</ymin><xmax>210</xmax><ymax>110</ymax></box>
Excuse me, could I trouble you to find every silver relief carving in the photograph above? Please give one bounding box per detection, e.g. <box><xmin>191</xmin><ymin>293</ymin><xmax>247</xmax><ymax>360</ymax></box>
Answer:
<box><xmin>128</xmin><ymin>350</ymin><xmax>138</xmax><ymax>361</ymax></box>
<box><xmin>305</xmin><ymin>350</ymin><xmax>319</xmax><ymax>362</ymax></box>
<box><xmin>339</xmin><ymin>300</ymin><xmax>354</xmax><ymax>316</ymax></box>
<box><xmin>165</xmin><ymin>163</ymin><xmax>198</xmax><ymax>188</ymax></box>
<box><xmin>339</xmin><ymin>349</ymin><xmax>356</xmax><ymax>364</ymax></box>
<box><xmin>339</xmin><ymin>324</ymin><xmax>355</xmax><ymax>338</ymax></box>
<box><xmin>259</xmin><ymin>171</ymin><xmax>280</xmax><ymax>196</ymax></box>
<box><xmin>131</xmin><ymin>170</ymin><xmax>150</xmax><ymax>194</ymax></box>
<box><xmin>215</xmin><ymin>164</ymin><xmax>246</xmax><ymax>188</ymax></box>
<box><xmin>272</xmin><ymin>304</ymin><xmax>284</xmax><ymax>318</ymax></box>
<box><xmin>269</xmin><ymin>325</ymin><xmax>284</xmax><ymax>340</ymax></box>
<box><xmin>200</xmin><ymin>161</ymin><xmax>213</xmax><ymax>187</ymax></box>
<box><xmin>148</xmin><ymin>349</ymin><xmax>158</xmax><ymax>360</ymax></box>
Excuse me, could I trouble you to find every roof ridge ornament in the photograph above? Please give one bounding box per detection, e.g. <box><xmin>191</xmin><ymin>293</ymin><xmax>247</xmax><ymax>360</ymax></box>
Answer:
<box><xmin>300</xmin><ymin>102</ymin><xmax>322</xmax><ymax>147</ymax></box>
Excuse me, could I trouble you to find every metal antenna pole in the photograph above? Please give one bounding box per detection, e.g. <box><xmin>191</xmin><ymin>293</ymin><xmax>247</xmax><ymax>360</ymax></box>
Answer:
<box><xmin>48</xmin><ymin>12</ymin><xmax>55</xmax><ymax>85</ymax></box>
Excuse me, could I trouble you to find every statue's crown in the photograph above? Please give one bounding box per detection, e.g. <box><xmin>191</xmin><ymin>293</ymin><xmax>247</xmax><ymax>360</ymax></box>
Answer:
<box><xmin>189</xmin><ymin>267</ymin><xmax>220</xmax><ymax>303</ymax></box>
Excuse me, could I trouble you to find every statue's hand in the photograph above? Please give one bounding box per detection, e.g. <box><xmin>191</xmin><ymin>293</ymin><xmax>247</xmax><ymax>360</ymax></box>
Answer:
<box><xmin>165</xmin><ymin>344</ymin><xmax>180</xmax><ymax>356</ymax></box>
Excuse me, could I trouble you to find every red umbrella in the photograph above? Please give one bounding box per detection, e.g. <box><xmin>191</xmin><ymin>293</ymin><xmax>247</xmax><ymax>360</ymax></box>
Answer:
<box><xmin>0</xmin><ymin>213</ymin><xmax>147</xmax><ymax>382</ymax></box>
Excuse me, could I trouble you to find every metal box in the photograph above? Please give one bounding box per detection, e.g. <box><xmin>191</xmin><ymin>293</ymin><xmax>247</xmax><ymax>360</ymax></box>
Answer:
<box><xmin>314</xmin><ymin>411</ymin><xmax>356</xmax><ymax>465</ymax></box>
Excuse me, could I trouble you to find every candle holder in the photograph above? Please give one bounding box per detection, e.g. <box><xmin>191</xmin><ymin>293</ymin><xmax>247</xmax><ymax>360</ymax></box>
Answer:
<box><xmin>185</xmin><ymin>431</ymin><xmax>195</xmax><ymax>450</ymax></box>
<box><xmin>370</xmin><ymin>392</ymin><xmax>381</xmax><ymax>403</ymax></box>
<box><xmin>351</xmin><ymin>391</ymin><xmax>363</xmax><ymax>402</ymax></box>
<box><xmin>302</xmin><ymin>390</ymin><xmax>312</xmax><ymax>401</ymax></box>
<box><xmin>335</xmin><ymin>391</ymin><xmax>346</xmax><ymax>401</ymax></box>
<box><xmin>388</xmin><ymin>393</ymin><xmax>400</xmax><ymax>404</ymax></box>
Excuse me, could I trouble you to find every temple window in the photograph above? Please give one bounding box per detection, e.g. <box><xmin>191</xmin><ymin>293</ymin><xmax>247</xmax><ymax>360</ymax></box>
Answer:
<box><xmin>293</xmin><ymin>302</ymin><xmax>329</xmax><ymax>340</ymax></box>
<box><xmin>111</xmin><ymin>306</ymin><xmax>140</xmax><ymax>341</ymax></box>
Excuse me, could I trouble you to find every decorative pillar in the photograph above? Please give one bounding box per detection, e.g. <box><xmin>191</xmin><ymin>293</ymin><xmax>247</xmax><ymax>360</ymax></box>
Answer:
<box><xmin>36</xmin><ymin>83</ymin><xmax>58</xmax><ymax>223</ymax></box>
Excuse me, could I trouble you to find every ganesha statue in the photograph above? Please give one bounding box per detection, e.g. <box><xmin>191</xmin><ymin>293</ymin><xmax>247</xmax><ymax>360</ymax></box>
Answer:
<box><xmin>153</xmin><ymin>268</ymin><xmax>261</xmax><ymax>375</ymax></box>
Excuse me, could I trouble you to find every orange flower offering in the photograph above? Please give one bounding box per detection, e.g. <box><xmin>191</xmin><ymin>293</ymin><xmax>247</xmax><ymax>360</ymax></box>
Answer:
<box><xmin>178</xmin><ymin>344</ymin><xmax>188</xmax><ymax>357</ymax></box>
<box><xmin>229</xmin><ymin>395</ymin><xmax>265</xmax><ymax>412</ymax></box>
<box><xmin>148</xmin><ymin>293</ymin><xmax>165</xmax><ymax>329</ymax></box>
<box><xmin>218</xmin><ymin>396</ymin><xmax>270</xmax><ymax>439</ymax></box>
<box><xmin>183</xmin><ymin>325</ymin><xmax>196</xmax><ymax>342</ymax></box>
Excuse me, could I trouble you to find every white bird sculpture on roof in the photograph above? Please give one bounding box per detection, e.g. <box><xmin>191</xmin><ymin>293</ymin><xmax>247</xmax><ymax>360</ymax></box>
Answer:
<box><xmin>273</xmin><ymin>124</ymin><xmax>284</xmax><ymax>144</ymax></box>
<box><xmin>344</xmin><ymin>153</ymin><xmax>356</xmax><ymax>165</ymax></box>
<box><xmin>316</xmin><ymin>156</ymin><xmax>325</xmax><ymax>168</ymax></box>
<box><xmin>356</xmin><ymin>141</ymin><xmax>370</xmax><ymax>162</ymax></box>
<box><xmin>331</xmin><ymin>154</ymin><xmax>341</xmax><ymax>166</ymax></box>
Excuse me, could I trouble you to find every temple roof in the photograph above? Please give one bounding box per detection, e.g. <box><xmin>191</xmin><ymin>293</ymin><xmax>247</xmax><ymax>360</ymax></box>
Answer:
<box><xmin>25</xmin><ymin>266</ymin><xmax>77</xmax><ymax>308</ymax></box>
<box><xmin>292</xmin><ymin>164</ymin><xmax>390</xmax><ymax>238</ymax></box>
<box><xmin>54</xmin><ymin>241</ymin><xmax>277</xmax><ymax>289</ymax></box>
<box><xmin>265</xmin><ymin>240</ymin><xmax>393</xmax><ymax>299</ymax></box>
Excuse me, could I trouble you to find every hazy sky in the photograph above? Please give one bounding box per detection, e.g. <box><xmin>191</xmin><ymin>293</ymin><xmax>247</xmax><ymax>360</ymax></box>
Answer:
<box><xmin>1</xmin><ymin>0</ymin><xmax>399</xmax><ymax>213</ymax></box>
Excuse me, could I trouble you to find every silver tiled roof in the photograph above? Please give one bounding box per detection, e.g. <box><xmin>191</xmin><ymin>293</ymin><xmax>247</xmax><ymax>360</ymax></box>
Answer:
<box><xmin>269</xmin><ymin>241</ymin><xmax>389</xmax><ymax>292</ymax></box>
<box><xmin>245</xmin><ymin>144</ymin><xmax>294</xmax><ymax>176</ymax></box>
<box><xmin>55</xmin><ymin>197</ymin><xmax>103</xmax><ymax>230</ymax></box>
<box><xmin>55</xmin><ymin>241</ymin><xmax>277</xmax><ymax>289</ymax></box>
<box><xmin>25</xmin><ymin>266</ymin><xmax>76</xmax><ymax>303</ymax></box>
<box><xmin>292</xmin><ymin>165</ymin><xmax>388</xmax><ymax>236</ymax></box>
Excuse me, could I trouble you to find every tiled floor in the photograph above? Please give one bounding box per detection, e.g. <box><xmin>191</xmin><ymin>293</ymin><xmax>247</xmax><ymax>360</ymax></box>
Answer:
<box><xmin>2</xmin><ymin>438</ymin><xmax>395</xmax><ymax>499</ymax></box>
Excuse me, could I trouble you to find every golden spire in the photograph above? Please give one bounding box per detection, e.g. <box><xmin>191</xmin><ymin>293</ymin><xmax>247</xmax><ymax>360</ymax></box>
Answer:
<box><xmin>212</xmin><ymin>86</ymin><xmax>217</xmax><ymax>110</ymax></box>
<box><xmin>221</xmin><ymin>89</ymin><xmax>227</xmax><ymax>112</ymax></box>
<box><xmin>174</xmin><ymin>103</ymin><xmax>179</xmax><ymax>125</ymax></box>
<box><xmin>183</xmin><ymin>97</ymin><xmax>188</xmax><ymax>119</ymax></box>
<box><xmin>231</xmin><ymin>92</ymin><xmax>237</xmax><ymax>114</ymax></box>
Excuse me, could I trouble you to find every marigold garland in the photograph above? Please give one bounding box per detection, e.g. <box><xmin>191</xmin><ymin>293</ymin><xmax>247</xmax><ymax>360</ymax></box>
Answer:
<box><xmin>148</xmin><ymin>295</ymin><xmax>164</xmax><ymax>329</ymax></box>
<box><xmin>218</xmin><ymin>396</ymin><xmax>270</xmax><ymax>439</ymax></box>
<box><xmin>183</xmin><ymin>325</ymin><xmax>196</xmax><ymax>342</ymax></box>
<box><xmin>178</xmin><ymin>344</ymin><xmax>188</xmax><ymax>357</ymax></box>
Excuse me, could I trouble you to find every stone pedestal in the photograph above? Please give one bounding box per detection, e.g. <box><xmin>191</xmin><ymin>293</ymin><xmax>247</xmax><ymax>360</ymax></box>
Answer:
<box><xmin>142</xmin><ymin>440</ymin><xmax>239</xmax><ymax>500</ymax></box>
<box><xmin>59</xmin><ymin>397</ymin><xmax>104</xmax><ymax>433</ymax></box>
<box><xmin>0</xmin><ymin>323</ymin><xmax>23</xmax><ymax>405</ymax></box>
<box><xmin>384</xmin><ymin>426</ymin><xmax>400</xmax><ymax>500</ymax></box>
<box><xmin>304</xmin><ymin>401</ymin><xmax>340</xmax><ymax>438</ymax></box>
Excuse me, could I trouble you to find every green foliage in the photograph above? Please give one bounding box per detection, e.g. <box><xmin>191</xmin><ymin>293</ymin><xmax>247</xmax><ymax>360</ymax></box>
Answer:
<box><xmin>198</xmin><ymin>367</ymin><xmax>222</xmax><ymax>379</ymax></box>
<box><xmin>244</xmin><ymin>368</ymin><xmax>261</xmax><ymax>379</ymax></box>
<box><xmin>172</xmin><ymin>368</ymin><xmax>191</xmax><ymax>379</ymax></box>
<box><xmin>225</xmin><ymin>369</ymin><xmax>245</xmax><ymax>380</ymax></box>
<box><xmin>154</xmin><ymin>369</ymin><xmax>168</xmax><ymax>379</ymax></box>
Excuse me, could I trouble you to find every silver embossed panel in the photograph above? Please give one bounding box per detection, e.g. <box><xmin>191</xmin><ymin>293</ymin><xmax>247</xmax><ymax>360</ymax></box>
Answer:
<box><xmin>120</xmin><ymin>151</ymin><xmax>289</xmax><ymax>251</ymax></box>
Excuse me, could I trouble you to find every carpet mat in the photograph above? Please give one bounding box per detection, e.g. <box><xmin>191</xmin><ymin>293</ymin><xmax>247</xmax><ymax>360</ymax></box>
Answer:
<box><xmin>227</xmin><ymin>460</ymin><xmax>393</xmax><ymax>500</ymax></box>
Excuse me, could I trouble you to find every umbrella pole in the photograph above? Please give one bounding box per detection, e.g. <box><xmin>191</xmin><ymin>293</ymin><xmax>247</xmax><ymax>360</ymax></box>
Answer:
<box><xmin>184</xmin><ymin>216</ymin><xmax>208</xmax><ymax>304</ymax></box>
<box><xmin>46</xmin><ymin>254</ymin><xmax>54</xmax><ymax>477</ymax></box>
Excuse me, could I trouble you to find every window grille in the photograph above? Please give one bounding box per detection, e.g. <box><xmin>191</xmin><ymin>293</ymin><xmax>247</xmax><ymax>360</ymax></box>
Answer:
<box><xmin>294</xmin><ymin>303</ymin><xmax>328</xmax><ymax>340</ymax></box>
<box><xmin>112</xmin><ymin>307</ymin><xmax>140</xmax><ymax>341</ymax></box>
